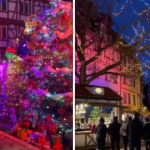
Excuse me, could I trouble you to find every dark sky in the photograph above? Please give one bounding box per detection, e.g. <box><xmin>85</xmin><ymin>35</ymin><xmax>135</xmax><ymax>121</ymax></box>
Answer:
<box><xmin>93</xmin><ymin>0</ymin><xmax>150</xmax><ymax>83</ymax></box>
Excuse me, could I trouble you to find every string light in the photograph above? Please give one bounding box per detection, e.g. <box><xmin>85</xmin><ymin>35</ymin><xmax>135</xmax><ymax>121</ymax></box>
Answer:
<box><xmin>0</xmin><ymin>0</ymin><xmax>72</xmax><ymax>148</ymax></box>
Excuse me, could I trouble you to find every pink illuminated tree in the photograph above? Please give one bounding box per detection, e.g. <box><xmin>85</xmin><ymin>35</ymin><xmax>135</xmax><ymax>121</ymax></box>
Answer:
<box><xmin>76</xmin><ymin>0</ymin><xmax>150</xmax><ymax>84</ymax></box>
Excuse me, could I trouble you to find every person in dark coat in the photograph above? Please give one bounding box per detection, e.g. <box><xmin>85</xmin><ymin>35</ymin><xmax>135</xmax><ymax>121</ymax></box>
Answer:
<box><xmin>108</xmin><ymin>116</ymin><xmax>121</xmax><ymax>150</ymax></box>
<box><xmin>143</xmin><ymin>117</ymin><xmax>150</xmax><ymax>150</ymax></box>
<box><xmin>128</xmin><ymin>113</ymin><xmax>143</xmax><ymax>150</ymax></box>
<box><xmin>95</xmin><ymin>117</ymin><xmax>107</xmax><ymax>150</ymax></box>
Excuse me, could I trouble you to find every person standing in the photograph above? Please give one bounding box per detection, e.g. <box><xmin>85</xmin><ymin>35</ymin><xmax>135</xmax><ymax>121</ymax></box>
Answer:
<box><xmin>120</xmin><ymin>119</ymin><xmax>128</xmax><ymax>150</ymax></box>
<box><xmin>143</xmin><ymin>117</ymin><xmax>150</xmax><ymax>150</ymax></box>
<box><xmin>95</xmin><ymin>117</ymin><xmax>107</xmax><ymax>150</ymax></box>
<box><xmin>108</xmin><ymin>116</ymin><xmax>121</xmax><ymax>150</ymax></box>
<box><xmin>128</xmin><ymin>113</ymin><xmax>143</xmax><ymax>150</ymax></box>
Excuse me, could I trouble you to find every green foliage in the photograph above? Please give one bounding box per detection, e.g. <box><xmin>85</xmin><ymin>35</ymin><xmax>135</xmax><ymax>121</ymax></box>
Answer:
<box><xmin>90</xmin><ymin>107</ymin><xmax>100</xmax><ymax>122</ymax></box>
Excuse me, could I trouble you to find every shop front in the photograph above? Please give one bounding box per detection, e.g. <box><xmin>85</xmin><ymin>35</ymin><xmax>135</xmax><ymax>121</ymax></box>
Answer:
<box><xmin>75</xmin><ymin>84</ymin><xmax>122</xmax><ymax>149</ymax></box>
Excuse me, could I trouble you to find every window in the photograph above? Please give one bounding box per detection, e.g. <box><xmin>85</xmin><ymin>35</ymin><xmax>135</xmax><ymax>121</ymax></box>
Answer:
<box><xmin>1</xmin><ymin>0</ymin><xmax>7</xmax><ymax>11</ymax></box>
<box><xmin>128</xmin><ymin>93</ymin><xmax>131</xmax><ymax>105</ymax></box>
<box><xmin>43</xmin><ymin>3</ymin><xmax>50</xmax><ymax>11</ymax></box>
<box><xmin>122</xmin><ymin>91</ymin><xmax>127</xmax><ymax>104</ymax></box>
<box><xmin>111</xmin><ymin>74</ymin><xmax>118</xmax><ymax>84</ymax></box>
<box><xmin>133</xmin><ymin>95</ymin><xmax>136</xmax><ymax>106</ymax></box>
<box><xmin>123</xmin><ymin>76</ymin><xmax>126</xmax><ymax>84</ymax></box>
<box><xmin>0</xmin><ymin>26</ymin><xmax>7</xmax><ymax>40</ymax></box>
<box><xmin>0</xmin><ymin>27</ymin><xmax>1</xmax><ymax>39</ymax></box>
<box><xmin>25</xmin><ymin>2</ymin><xmax>29</xmax><ymax>14</ymax></box>
<box><xmin>132</xmin><ymin>79</ymin><xmax>136</xmax><ymax>87</ymax></box>
<box><xmin>20</xmin><ymin>1</ymin><xmax>29</xmax><ymax>14</ymax></box>
<box><xmin>20</xmin><ymin>2</ymin><xmax>24</xmax><ymax>13</ymax></box>
<box><xmin>128</xmin><ymin>78</ymin><xmax>132</xmax><ymax>86</ymax></box>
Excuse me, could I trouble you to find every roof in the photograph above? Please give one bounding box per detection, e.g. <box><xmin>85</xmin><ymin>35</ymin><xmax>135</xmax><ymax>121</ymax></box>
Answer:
<box><xmin>75</xmin><ymin>84</ymin><xmax>121</xmax><ymax>101</ymax></box>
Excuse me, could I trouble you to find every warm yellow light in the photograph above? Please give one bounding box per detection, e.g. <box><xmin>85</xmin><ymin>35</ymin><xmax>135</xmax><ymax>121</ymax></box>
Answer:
<box><xmin>95</xmin><ymin>87</ymin><xmax>103</xmax><ymax>94</ymax></box>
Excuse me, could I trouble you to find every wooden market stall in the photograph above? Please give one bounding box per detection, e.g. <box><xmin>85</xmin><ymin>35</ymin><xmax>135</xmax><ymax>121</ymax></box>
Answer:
<box><xmin>75</xmin><ymin>84</ymin><xmax>122</xmax><ymax>149</ymax></box>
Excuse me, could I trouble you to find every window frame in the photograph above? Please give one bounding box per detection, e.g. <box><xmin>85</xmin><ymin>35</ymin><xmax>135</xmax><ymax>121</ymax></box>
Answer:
<box><xmin>1</xmin><ymin>0</ymin><xmax>7</xmax><ymax>11</ymax></box>
<box><xmin>1</xmin><ymin>25</ymin><xmax>7</xmax><ymax>40</ymax></box>
<box><xmin>20</xmin><ymin>0</ymin><xmax>30</xmax><ymax>15</ymax></box>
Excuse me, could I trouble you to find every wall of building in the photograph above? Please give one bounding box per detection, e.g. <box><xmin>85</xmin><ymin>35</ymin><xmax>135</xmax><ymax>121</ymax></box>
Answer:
<box><xmin>0</xmin><ymin>0</ymin><xmax>48</xmax><ymax>58</ymax></box>
<box><xmin>76</xmin><ymin>30</ymin><xmax>141</xmax><ymax>113</ymax></box>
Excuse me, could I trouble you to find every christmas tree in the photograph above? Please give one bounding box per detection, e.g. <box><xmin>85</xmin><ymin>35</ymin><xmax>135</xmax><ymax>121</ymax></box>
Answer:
<box><xmin>90</xmin><ymin>107</ymin><xmax>100</xmax><ymax>122</ymax></box>
<box><xmin>0</xmin><ymin>0</ymin><xmax>72</xmax><ymax>148</ymax></box>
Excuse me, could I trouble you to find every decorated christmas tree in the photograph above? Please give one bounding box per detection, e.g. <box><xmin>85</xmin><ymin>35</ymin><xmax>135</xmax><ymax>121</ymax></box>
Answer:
<box><xmin>0</xmin><ymin>0</ymin><xmax>72</xmax><ymax>149</ymax></box>
<box><xmin>90</xmin><ymin>107</ymin><xmax>100</xmax><ymax>122</ymax></box>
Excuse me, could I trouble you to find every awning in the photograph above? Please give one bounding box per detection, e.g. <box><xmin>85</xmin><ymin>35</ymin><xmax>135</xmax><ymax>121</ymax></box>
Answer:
<box><xmin>76</xmin><ymin>84</ymin><xmax>122</xmax><ymax>107</ymax></box>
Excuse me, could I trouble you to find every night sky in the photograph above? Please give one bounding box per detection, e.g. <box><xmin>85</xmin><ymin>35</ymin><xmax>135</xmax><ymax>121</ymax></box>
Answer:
<box><xmin>93</xmin><ymin>0</ymin><xmax>150</xmax><ymax>83</ymax></box>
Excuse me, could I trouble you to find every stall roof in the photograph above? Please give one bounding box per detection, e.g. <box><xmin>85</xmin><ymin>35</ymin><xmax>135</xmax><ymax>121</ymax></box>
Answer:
<box><xmin>75</xmin><ymin>84</ymin><xmax>122</xmax><ymax>101</ymax></box>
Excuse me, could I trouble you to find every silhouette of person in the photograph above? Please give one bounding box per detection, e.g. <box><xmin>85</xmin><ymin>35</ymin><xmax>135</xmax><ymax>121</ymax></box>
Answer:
<box><xmin>128</xmin><ymin>113</ymin><xmax>143</xmax><ymax>150</ymax></box>
<box><xmin>95</xmin><ymin>117</ymin><xmax>107</xmax><ymax>150</ymax></box>
<box><xmin>143</xmin><ymin>117</ymin><xmax>150</xmax><ymax>150</ymax></box>
<box><xmin>108</xmin><ymin>116</ymin><xmax>121</xmax><ymax>150</ymax></box>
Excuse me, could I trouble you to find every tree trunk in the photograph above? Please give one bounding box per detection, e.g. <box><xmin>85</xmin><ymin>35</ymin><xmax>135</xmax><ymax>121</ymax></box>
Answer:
<box><xmin>79</xmin><ymin>63</ymin><xmax>87</xmax><ymax>84</ymax></box>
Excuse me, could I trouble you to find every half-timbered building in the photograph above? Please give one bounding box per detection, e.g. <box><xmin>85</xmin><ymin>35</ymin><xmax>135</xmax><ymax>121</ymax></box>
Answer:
<box><xmin>0</xmin><ymin>0</ymin><xmax>48</xmax><ymax>58</ymax></box>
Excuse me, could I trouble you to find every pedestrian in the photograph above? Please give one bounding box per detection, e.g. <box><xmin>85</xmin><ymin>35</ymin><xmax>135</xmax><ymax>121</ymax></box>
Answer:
<box><xmin>143</xmin><ymin>117</ymin><xmax>150</xmax><ymax>150</ymax></box>
<box><xmin>120</xmin><ymin>119</ymin><xmax>128</xmax><ymax>150</ymax></box>
<box><xmin>128</xmin><ymin>112</ymin><xmax>143</xmax><ymax>150</ymax></box>
<box><xmin>108</xmin><ymin>116</ymin><xmax>121</xmax><ymax>150</ymax></box>
<box><xmin>95</xmin><ymin>117</ymin><xmax>107</xmax><ymax>150</ymax></box>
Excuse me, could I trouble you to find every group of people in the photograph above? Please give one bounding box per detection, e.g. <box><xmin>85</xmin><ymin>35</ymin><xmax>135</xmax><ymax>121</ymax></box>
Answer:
<box><xmin>95</xmin><ymin>113</ymin><xmax>150</xmax><ymax>150</ymax></box>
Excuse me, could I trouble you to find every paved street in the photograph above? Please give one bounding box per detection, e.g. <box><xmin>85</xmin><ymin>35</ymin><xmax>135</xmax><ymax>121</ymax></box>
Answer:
<box><xmin>0</xmin><ymin>131</ymin><xmax>40</xmax><ymax>150</ymax></box>
<box><xmin>88</xmin><ymin>146</ymin><xmax>146</xmax><ymax>150</ymax></box>
<box><xmin>120</xmin><ymin>146</ymin><xmax>145</xmax><ymax>150</ymax></box>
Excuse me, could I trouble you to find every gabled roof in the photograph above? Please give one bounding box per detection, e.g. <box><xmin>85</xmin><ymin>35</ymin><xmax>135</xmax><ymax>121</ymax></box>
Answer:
<box><xmin>75</xmin><ymin>84</ymin><xmax>121</xmax><ymax>101</ymax></box>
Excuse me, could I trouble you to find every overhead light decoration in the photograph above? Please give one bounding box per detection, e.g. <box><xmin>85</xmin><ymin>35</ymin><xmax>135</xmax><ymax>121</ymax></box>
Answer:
<box><xmin>86</xmin><ymin>87</ymin><xmax>104</xmax><ymax>95</ymax></box>
<box><xmin>95</xmin><ymin>87</ymin><xmax>103</xmax><ymax>94</ymax></box>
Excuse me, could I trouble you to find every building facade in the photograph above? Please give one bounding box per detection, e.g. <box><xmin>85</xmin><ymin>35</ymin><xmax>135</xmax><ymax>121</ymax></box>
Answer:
<box><xmin>0</xmin><ymin>0</ymin><xmax>48</xmax><ymax>58</ymax></box>
<box><xmin>76</xmin><ymin>29</ymin><xmax>142</xmax><ymax>119</ymax></box>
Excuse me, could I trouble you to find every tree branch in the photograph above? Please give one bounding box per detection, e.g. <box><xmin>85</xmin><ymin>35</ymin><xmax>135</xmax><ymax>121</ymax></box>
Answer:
<box><xmin>86</xmin><ymin>60</ymin><xmax>121</xmax><ymax>83</ymax></box>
